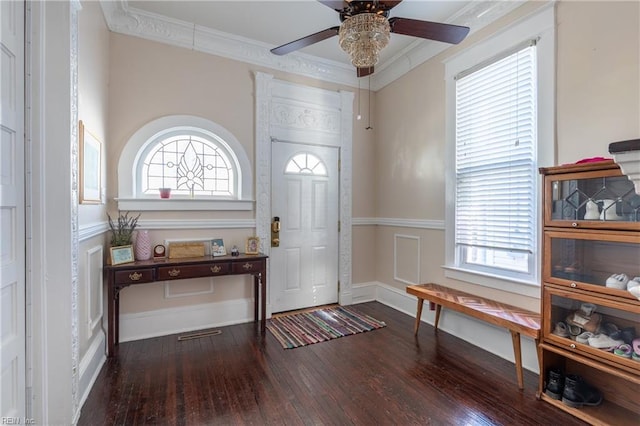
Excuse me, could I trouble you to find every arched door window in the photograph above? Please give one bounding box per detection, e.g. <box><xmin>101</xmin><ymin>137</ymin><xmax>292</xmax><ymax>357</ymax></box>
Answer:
<box><xmin>285</xmin><ymin>153</ymin><xmax>327</xmax><ymax>176</ymax></box>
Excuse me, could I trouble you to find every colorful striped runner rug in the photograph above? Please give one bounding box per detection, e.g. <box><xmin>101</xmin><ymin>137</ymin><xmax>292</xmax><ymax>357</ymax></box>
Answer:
<box><xmin>267</xmin><ymin>306</ymin><xmax>386</xmax><ymax>349</ymax></box>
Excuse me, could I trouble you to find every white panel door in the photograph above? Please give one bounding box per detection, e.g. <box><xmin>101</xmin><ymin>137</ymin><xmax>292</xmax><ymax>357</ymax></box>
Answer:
<box><xmin>271</xmin><ymin>141</ymin><xmax>339</xmax><ymax>313</ymax></box>
<box><xmin>0</xmin><ymin>0</ymin><xmax>25</xmax><ymax>418</ymax></box>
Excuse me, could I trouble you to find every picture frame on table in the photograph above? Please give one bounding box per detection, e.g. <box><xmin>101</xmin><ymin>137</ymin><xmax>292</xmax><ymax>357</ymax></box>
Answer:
<box><xmin>110</xmin><ymin>245</ymin><xmax>135</xmax><ymax>265</ymax></box>
<box><xmin>245</xmin><ymin>236</ymin><xmax>260</xmax><ymax>255</ymax></box>
<box><xmin>210</xmin><ymin>238</ymin><xmax>227</xmax><ymax>256</ymax></box>
<box><xmin>79</xmin><ymin>120</ymin><xmax>102</xmax><ymax>204</ymax></box>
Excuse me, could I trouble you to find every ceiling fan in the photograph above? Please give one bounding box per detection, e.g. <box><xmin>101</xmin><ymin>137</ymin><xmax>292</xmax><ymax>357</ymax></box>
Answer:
<box><xmin>270</xmin><ymin>0</ymin><xmax>470</xmax><ymax>77</ymax></box>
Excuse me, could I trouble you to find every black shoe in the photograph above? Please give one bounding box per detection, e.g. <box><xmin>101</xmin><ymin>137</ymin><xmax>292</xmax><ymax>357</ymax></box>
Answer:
<box><xmin>544</xmin><ymin>367</ymin><xmax>564</xmax><ymax>400</ymax></box>
<box><xmin>561</xmin><ymin>374</ymin><xmax>603</xmax><ymax>408</ymax></box>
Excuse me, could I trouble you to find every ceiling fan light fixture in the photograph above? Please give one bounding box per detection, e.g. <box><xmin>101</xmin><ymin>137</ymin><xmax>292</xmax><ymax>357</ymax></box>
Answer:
<box><xmin>338</xmin><ymin>13</ymin><xmax>390</xmax><ymax>68</ymax></box>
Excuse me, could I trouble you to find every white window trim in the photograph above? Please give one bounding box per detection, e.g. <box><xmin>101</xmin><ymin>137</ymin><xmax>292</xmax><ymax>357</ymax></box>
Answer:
<box><xmin>443</xmin><ymin>4</ymin><xmax>555</xmax><ymax>296</ymax></box>
<box><xmin>117</xmin><ymin>115</ymin><xmax>253</xmax><ymax>211</ymax></box>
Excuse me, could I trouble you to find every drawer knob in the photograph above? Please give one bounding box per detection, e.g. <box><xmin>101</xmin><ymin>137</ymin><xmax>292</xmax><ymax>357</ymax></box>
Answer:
<box><xmin>242</xmin><ymin>262</ymin><xmax>253</xmax><ymax>271</ymax></box>
<box><xmin>129</xmin><ymin>272</ymin><xmax>142</xmax><ymax>281</ymax></box>
<box><xmin>570</xmin><ymin>282</ymin><xmax>577</xmax><ymax>288</ymax></box>
<box><xmin>211</xmin><ymin>265</ymin><xmax>222</xmax><ymax>273</ymax></box>
<box><xmin>168</xmin><ymin>268</ymin><xmax>181</xmax><ymax>277</ymax></box>
<box><xmin>570</xmin><ymin>343</ymin><xmax>576</xmax><ymax>349</ymax></box>
<box><xmin>571</xmin><ymin>222</ymin><xmax>578</xmax><ymax>227</ymax></box>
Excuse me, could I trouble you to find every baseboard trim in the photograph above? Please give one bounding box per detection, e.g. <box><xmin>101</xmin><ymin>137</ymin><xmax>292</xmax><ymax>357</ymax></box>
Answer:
<box><xmin>353</xmin><ymin>281</ymin><xmax>540</xmax><ymax>374</ymax></box>
<box><xmin>78</xmin><ymin>331</ymin><xmax>106</xmax><ymax>416</ymax></box>
<box><xmin>119</xmin><ymin>298</ymin><xmax>254</xmax><ymax>342</ymax></box>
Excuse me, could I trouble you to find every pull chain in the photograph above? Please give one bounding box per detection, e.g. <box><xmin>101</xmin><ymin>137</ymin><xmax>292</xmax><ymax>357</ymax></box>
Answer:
<box><xmin>366</xmin><ymin>75</ymin><xmax>373</xmax><ymax>130</ymax></box>
<box><xmin>357</xmin><ymin>78</ymin><xmax>362</xmax><ymax>121</ymax></box>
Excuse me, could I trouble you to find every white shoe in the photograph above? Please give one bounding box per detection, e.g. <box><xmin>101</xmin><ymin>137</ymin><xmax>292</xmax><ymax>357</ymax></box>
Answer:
<box><xmin>606</xmin><ymin>273</ymin><xmax>629</xmax><ymax>289</ymax></box>
<box><xmin>627</xmin><ymin>277</ymin><xmax>640</xmax><ymax>290</ymax></box>
<box><xmin>587</xmin><ymin>333</ymin><xmax>624</xmax><ymax>350</ymax></box>
<box><xmin>629</xmin><ymin>285</ymin><xmax>640</xmax><ymax>301</ymax></box>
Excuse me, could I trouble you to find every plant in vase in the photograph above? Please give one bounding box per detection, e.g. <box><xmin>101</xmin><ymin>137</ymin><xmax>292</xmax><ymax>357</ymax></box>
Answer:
<box><xmin>107</xmin><ymin>211</ymin><xmax>141</xmax><ymax>247</ymax></box>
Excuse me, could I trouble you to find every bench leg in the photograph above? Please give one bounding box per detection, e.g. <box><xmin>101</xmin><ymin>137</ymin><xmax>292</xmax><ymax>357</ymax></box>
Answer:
<box><xmin>434</xmin><ymin>304</ymin><xmax>442</xmax><ymax>331</ymax></box>
<box><xmin>414</xmin><ymin>298</ymin><xmax>424</xmax><ymax>336</ymax></box>
<box><xmin>509</xmin><ymin>330</ymin><xmax>524</xmax><ymax>390</ymax></box>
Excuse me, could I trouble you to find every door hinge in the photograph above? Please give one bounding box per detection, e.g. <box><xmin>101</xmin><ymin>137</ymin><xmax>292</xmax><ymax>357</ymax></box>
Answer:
<box><xmin>338</xmin><ymin>220</ymin><xmax>341</xmax><ymax>232</ymax></box>
<box><xmin>338</xmin><ymin>280</ymin><xmax>341</xmax><ymax>292</ymax></box>
<box><xmin>338</xmin><ymin>157</ymin><xmax>341</xmax><ymax>172</ymax></box>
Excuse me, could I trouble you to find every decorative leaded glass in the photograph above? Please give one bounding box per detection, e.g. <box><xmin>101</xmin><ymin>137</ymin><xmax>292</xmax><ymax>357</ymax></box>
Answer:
<box><xmin>141</xmin><ymin>135</ymin><xmax>234</xmax><ymax>197</ymax></box>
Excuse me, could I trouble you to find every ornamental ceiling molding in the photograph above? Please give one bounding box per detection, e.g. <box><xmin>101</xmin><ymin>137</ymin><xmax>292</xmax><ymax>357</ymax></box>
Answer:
<box><xmin>100</xmin><ymin>0</ymin><xmax>526</xmax><ymax>91</ymax></box>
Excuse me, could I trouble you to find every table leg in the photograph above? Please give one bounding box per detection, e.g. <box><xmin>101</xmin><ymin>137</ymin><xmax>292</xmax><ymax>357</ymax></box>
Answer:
<box><xmin>261</xmin><ymin>271</ymin><xmax>266</xmax><ymax>333</ymax></box>
<box><xmin>414</xmin><ymin>298</ymin><xmax>424</xmax><ymax>336</ymax></box>
<box><xmin>253</xmin><ymin>274</ymin><xmax>259</xmax><ymax>323</ymax></box>
<box><xmin>107</xmin><ymin>277</ymin><xmax>115</xmax><ymax>357</ymax></box>
<box><xmin>510</xmin><ymin>330</ymin><xmax>524</xmax><ymax>390</ymax></box>
<box><xmin>434</xmin><ymin>304</ymin><xmax>442</xmax><ymax>331</ymax></box>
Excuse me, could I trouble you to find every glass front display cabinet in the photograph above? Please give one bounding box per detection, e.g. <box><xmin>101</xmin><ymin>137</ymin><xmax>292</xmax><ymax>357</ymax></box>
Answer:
<box><xmin>539</xmin><ymin>160</ymin><xmax>640</xmax><ymax>425</ymax></box>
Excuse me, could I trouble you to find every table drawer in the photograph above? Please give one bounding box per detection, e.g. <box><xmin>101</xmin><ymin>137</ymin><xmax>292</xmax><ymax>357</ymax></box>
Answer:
<box><xmin>157</xmin><ymin>263</ymin><xmax>230</xmax><ymax>280</ymax></box>
<box><xmin>114</xmin><ymin>269</ymin><xmax>154</xmax><ymax>285</ymax></box>
<box><xmin>231</xmin><ymin>260</ymin><xmax>264</xmax><ymax>274</ymax></box>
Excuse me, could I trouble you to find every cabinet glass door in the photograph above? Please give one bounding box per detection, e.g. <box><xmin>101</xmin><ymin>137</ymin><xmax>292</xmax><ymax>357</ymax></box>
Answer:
<box><xmin>544</xmin><ymin>286</ymin><xmax>640</xmax><ymax>375</ymax></box>
<box><xmin>544</xmin><ymin>231</ymin><xmax>640</xmax><ymax>299</ymax></box>
<box><xmin>544</xmin><ymin>169</ymin><xmax>640</xmax><ymax>229</ymax></box>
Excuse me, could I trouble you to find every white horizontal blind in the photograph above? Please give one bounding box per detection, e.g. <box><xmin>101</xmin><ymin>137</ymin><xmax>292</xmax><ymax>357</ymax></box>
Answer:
<box><xmin>455</xmin><ymin>44</ymin><xmax>536</xmax><ymax>254</ymax></box>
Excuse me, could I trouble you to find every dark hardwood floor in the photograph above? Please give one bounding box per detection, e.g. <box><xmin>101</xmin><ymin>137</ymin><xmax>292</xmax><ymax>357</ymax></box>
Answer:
<box><xmin>79</xmin><ymin>302</ymin><xmax>586</xmax><ymax>425</ymax></box>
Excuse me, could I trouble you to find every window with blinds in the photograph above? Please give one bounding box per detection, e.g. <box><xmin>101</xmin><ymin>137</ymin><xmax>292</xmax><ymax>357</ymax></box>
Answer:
<box><xmin>454</xmin><ymin>43</ymin><xmax>537</xmax><ymax>278</ymax></box>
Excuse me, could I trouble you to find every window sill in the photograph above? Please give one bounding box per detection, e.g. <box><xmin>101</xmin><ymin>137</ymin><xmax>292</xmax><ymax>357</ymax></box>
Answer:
<box><xmin>115</xmin><ymin>198</ymin><xmax>254</xmax><ymax>211</ymax></box>
<box><xmin>442</xmin><ymin>265</ymin><xmax>540</xmax><ymax>298</ymax></box>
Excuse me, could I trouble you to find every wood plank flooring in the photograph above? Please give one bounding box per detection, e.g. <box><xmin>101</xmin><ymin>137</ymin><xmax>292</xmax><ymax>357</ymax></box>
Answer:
<box><xmin>78</xmin><ymin>302</ymin><xmax>586</xmax><ymax>425</ymax></box>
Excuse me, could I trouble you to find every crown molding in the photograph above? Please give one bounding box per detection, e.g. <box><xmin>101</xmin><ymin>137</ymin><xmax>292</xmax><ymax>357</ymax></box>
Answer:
<box><xmin>100</xmin><ymin>1</ymin><xmax>528</xmax><ymax>90</ymax></box>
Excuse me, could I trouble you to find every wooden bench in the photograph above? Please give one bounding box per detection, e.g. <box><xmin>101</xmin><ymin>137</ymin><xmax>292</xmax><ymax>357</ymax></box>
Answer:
<box><xmin>406</xmin><ymin>283</ymin><xmax>541</xmax><ymax>390</ymax></box>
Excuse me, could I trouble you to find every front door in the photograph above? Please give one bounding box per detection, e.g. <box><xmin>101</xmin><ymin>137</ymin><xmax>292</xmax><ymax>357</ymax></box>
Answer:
<box><xmin>1</xmin><ymin>0</ymin><xmax>26</xmax><ymax>418</ymax></box>
<box><xmin>270</xmin><ymin>141</ymin><xmax>339</xmax><ymax>313</ymax></box>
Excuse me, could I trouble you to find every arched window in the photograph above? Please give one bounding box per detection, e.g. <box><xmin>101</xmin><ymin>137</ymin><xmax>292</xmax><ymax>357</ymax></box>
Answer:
<box><xmin>285</xmin><ymin>153</ymin><xmax>327</xmax><ymax>175</ymax></box>
<box><xmin>117</xmin><ymin>116</ymin><xmax>252</xmax><ymax>211</ymax></box>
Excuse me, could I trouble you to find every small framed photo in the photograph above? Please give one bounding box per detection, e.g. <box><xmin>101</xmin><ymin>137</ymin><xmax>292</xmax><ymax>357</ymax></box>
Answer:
<box><xmin>79</xmin><ymin>120</ymin><xmax>102</xmax><ymax>204</ymax></box>
<box><xmin>245</xmin><ymin>236</ymin><xmax>260</xmax><ymax>255</ymax></box>
<box><xmin>210</xmin><ymin>238</ymin><xmax>227</xmax><ymax>256</ymax></box>
<box><xmin>110</xmin><ymin>245</ymin><xmax>135</xmax><ymax>265</ymax></box>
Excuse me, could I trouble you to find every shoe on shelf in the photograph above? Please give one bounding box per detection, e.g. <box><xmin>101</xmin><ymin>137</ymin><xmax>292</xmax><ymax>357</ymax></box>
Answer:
<box><xmin>610</xmin><ymin>326</ymin><xmax>637</xmax><ymax>345</ymax></box>
<box><xmin>575</xmin><ymin>331</ymin><xmax>594</xmax><ymax>345</ymax></box>
<box><xmin>606</xmin><ymin>273</ymin><xmax>629</xmax><ymax>289</ymax></box>
<box><xmin>613</xmin><ymin>344</ymin><xmax>633</xmax><ymax>358</ymax></box>
<box><xmin>568</xmin><ymin>324</ymin><xmax>583</xmax><ymax>340</ymax></box>
<box><xmin>552</xmin><ymin>322</ymin><xmax>570</xmax><ymax>338</ymax></box>
<box><xmin>579</xmin><ymin>303</ymin><xmax>597</xmax><ymax>316</ymax></box>
<box><xmin>566</xmin><ymin>311</ymin><xmax>601</xmax><ymax>333</ymax></box>
<box><xmin>627</xmin><ymin>276</ymin><xmax>640</xmax><ymax>290</ymax></box>
<box><xmin>629</xmin><ymin>285</ymin><xmax>640</xmax><ymax>301</ymax></box>
<box><xmin>561</xmin><ymin>374</ymin><xmax>603</xmax><ymax>408</ymax></box>
<box><xmin>587</xmin><ymin>333</ymin><xmax>624</xmax><ymax>350</ymax></box>
<box><xmin>633</xmin><ymin>338</ymin><xmax>640</xmax><ymax>359</ymax></box>
<box><xmin>544</xmin><ymin>367</ymin><xmax>564</xmax><ymax>400</ymax></box>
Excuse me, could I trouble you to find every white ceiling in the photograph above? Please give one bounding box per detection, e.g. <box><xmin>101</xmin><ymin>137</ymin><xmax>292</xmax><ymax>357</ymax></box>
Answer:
<box><xmin>103</xmin><ymin>0</ymin><xmax>526</xmax><ymax>89</ymax></box>
<box><xmin>127</xmin><ymin>0</ymin><xmax>471</xmax><ymax>66</ymax></box>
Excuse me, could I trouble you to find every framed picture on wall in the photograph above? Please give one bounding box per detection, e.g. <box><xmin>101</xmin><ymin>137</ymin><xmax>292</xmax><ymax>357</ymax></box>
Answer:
<box><xmin>79</xmin><ymin>120</ymin><xmax>102</xmax><ymax>204</ymax></box>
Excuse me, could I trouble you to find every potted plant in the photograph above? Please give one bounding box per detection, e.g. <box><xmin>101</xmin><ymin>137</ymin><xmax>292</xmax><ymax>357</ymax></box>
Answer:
<box><xmin>107</xmin><ymin>211</ymin><xmax>141</xmax><ymax>247</ymax></box>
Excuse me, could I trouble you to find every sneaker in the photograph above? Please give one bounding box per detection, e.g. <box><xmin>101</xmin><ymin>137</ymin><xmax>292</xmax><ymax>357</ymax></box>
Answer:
<box><xmin>561</xmin><ymin>374</ymin><xmax>603</xmax><ymax>408</ymax></box>
<box><xmin>627</xmin><ymin>277</ymin><xmax>640</xmax><ymax>290</ymax></box>
<box><xmin>552</xmin><ymin>321</ymin><xmax>570</xmax><ymax>338</ymax></box>
<box><xmin>587</xmin><ymin>333</ymin><xmax>624</xmax><ymax>350</ymax></box>
<box><xmin>576</xmin><ymin>331</ymin><xmax>594</xmax><ymax>345</ymax></box>
<box><xmin>613</xmin><ymin>344</ymin><xmax>632</xmax><ymax>358</ymax></box>
<box><xmin>566</xmin><ymin>311</ymin><xmax>602</xmax><ymax>333</ymax></box>
<box><xmin>606</xmin><ymin>273</ymin><xmax>629</xmax><ymax>289</ymax></box>
<box><xmin>629</xmin><ymin>286</ymin><xmax>640</xmax><ymax>301</ymax></box>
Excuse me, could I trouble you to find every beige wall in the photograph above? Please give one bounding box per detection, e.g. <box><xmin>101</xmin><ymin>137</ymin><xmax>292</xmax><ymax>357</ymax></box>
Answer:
<box><xmin>107</xmin><ymin>33</ymin><xmax>376</xmax><ymax>313</ymax></box>
<box><xmin>372</xmin><ymin>0</ymin><xmax>640</xmax><ymax>310</ymax></box>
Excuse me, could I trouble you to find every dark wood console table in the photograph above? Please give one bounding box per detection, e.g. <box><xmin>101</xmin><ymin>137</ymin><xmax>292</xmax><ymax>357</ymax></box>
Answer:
<box><xmin>104</xmin><ymin>254</ymin><xmax>267</xmax><ymax>357</ymax></box>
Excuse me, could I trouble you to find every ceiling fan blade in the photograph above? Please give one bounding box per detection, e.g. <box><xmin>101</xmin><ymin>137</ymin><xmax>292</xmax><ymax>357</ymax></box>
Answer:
<box><xmin>316</xmin><ymin>0</ymin><xmax>348</xmax><ymax>12</ymax></box>
<box><xmin>357</xmin><ymin>66</ymin><xmax>374</xmax><ymax>78</ymax></box>
<box><xmin>270</xmin><ymin>26</ymin><xmax>340</xmax><ymax>56</ymax></box>
<box><xmin>378</xmin><ymin>1</ymin><xmax>403</xmax><ymax>10</ymax></box>
<box><xmin>389</xmin><ymin>17</ymin><xmax>470</xmax><ymax>45</ymax></box>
